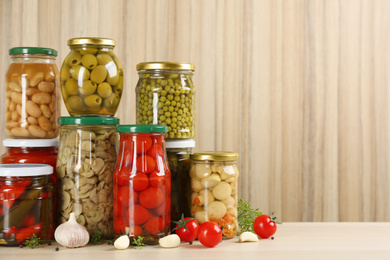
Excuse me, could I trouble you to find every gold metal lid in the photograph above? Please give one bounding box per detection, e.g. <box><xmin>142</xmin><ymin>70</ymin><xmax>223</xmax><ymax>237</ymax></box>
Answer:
<box><xmin>67</xmin><ymin>37</ymin><xmax>116</xmax><ymax>47</ymax></box>
<box><xmin>137</xmin><ymin>62</ymin><xmax>195</xmax><ymax>71</ymax></box>
<box><xmin>190</xmin><ymin>151</ymin><xmax>239</xmax><ymax>161</ymax></box>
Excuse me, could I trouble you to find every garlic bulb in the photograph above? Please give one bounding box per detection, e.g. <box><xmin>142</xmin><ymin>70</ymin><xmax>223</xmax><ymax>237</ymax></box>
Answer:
<box><xmin>55</xmin><ymin>213</ymin><xmax>90</xmax><ymax>248</ymax></box>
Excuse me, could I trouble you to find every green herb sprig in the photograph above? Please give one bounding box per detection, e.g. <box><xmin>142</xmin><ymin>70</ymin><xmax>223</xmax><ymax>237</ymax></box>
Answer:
<box><xmin>90</xmin><ymin>232</ymin><xmax>103</xmax><ymax>245</ymax></box>
<box><xmin>25</xmin><ymin>234</ymin><xmax>41</xmax><ymax>249</ymax></box>
<box><xmin>237</xmin><ymin>199</ymin><xmax>262</xmax><ymax>235</ymax></box>
<box><xmin>132</xmin><ymin>236</ymin><xmax>144</xmax><ymax>249</ymax></box>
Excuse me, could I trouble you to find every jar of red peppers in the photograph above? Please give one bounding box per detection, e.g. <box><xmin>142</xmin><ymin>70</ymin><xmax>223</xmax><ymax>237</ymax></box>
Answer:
<box><xmin>190</xmin><ymin>152</ymin><xmax>239</xmax><ymax>239</ymax></box>
<box><xmin>114</xmin><ymin>125</ymin><xmax>170</xmax><ymax>244</ymax></box>
<box><xmin>0</xmin><ymin>164</ymin><xmax>55</xmax><ymax>246</ymax></box>
<box><xmin>1</xmin><ymin>139</ymin><xmax>58</xmax><ymax>185</ymax></box>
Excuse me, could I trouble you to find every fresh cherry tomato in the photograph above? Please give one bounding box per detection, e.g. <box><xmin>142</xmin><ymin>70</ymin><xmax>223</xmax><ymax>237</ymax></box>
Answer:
<box><xmin>136</xmin><ymin>155</ymin><xmax>156</xmax><ymax>174</ymax></box>
<box><xmin>135</xmin><ymin>136</ymin><xmax>152</xmax><ymax>154</ymax></box>
<box><xmin>132</xmin><ymin>173</ymin><xmax>149</xmax><ymax>191</ymax></box>
<box><xmin>173</xmin><ymin>215</ymin><xmax>199</xmax><ymax>242</ymax></box>
<box><xmin>144</xmin><ymin>217</ymin><xmax>164</xmax><ymax>236</ymax></box>
<box><xmin>197</xmin><ymin>221</ymin><xmax>222</xmax><ymax>247</ymax></box>
<box><xmin>139</xmin><ymin>186</ymin><xmax>164</xmax><ymax>209</ymax></box>
<box><xmin>149</xmin><ymin>171</ymin><xmax>165</xmax><ymax>187</ymax></box>
<box><xmin>253</xmin><ymin>214</ymin><xmax>278</xmax><ymax>239</ymax></box>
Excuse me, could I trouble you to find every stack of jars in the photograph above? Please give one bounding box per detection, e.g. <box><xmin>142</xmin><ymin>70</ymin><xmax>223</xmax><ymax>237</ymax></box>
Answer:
<box><xmin>0</xmin><ymin>47</ymin><xmax>61</xmax><ymax>245</ymax></box>
<box><xmin>56</xmin><ymin>38</ymin><xmax>122</xmax><ymax>239</ymax></box>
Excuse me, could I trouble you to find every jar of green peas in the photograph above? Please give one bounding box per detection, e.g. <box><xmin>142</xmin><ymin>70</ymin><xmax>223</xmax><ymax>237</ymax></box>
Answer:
<box><xmin>136</xmin><ymin>62</ymin><xmax>196</xmax><ymax>139</ymax></box>
<box><xmin>60</xmin><ymin>37</ymin><xmax>123</xmax><ymax>116</ymax></box>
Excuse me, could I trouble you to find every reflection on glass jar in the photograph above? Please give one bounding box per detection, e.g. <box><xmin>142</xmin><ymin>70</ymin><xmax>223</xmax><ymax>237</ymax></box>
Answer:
<box><xmin>190</xmin><ymin>152</ymin><xmax>239</xmax><ymax>239</ymax></box>
<box><xmin>60</xmin><ymin>37</ymin><xmax>123</xmax><ymax>116</ymax></box>
<box><xmin>56</xmin><ymin>117</ymin><xmax>119</xmax><ymax>239</ymax></box>
<box><xmin>113</xmin><ymin>125</ymin><xmax>170</xmax><ymax>245</ymax></box>
<box><xmin>0</xmin><ymin>164</ymin><xmax>55</xmax><ymax>246</ymax></box>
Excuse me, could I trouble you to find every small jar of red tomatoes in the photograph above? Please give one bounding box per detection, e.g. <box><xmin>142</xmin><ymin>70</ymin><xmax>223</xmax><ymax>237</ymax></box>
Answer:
<box><xmin>114</xmin><ymin>125</ymin><xmax>171</xmax><ymax>244</ymax></box>
<box><xmin>1</xmin><ymin>139</ymin><xmax>58</xmax><ymax>186</ymax></box>
<box><xmin>0</xmin><ymin>164</ymin><xmax>55</xmax><ymax>246</ymax></box>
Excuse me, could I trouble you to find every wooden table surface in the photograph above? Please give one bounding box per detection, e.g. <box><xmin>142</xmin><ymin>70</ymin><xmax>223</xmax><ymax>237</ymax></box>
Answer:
<box><xmin>1</xmin><ymin>222</ymin><xmax>390</xmax><ymax>259</ymax></box>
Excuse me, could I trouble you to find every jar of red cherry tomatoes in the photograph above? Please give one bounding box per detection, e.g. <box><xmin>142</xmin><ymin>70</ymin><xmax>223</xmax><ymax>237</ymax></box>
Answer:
<box><xmin>113</xmin><ymin>125</ymin><xmax>170</xmax><ymax>244</ymax></box>
<box><xmin>0</xmin><ymin>164</ymin><xmax>55</xmax><ymax>246</ymax></box>
<box><xmin>1</xmin><ymin>139</ymin><xmax>58</xmax><ymax>186</ymax></box>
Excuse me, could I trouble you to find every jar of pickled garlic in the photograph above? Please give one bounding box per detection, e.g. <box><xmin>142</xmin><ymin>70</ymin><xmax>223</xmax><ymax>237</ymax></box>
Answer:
<box><xmin>165</xmin><ymin>139</ymin><xmax>195</xmax><ymax>228</ymax></box>
<box><xmin>190</xmin><ymin>152</ymin><xmax>239</xmax><ymax>239</ymax></box>
<box><xmin>113</xmin><ymin>125</ymin><xmax>170</xmax><ymax>244</ymax></box>
<box><xmin>0</xmin><ymin>164</ymin><xmax>55</xmax><ymax>246</ymax></box>
<box><xmin>136</xmin><ymin>62</ymin><xmax>195</xmax><ymax>139</ymax></box>
<box><xmin>56</xmin><ymin>117</ymin><xmax>119</xmax><ymax>239</ymax></box>
<box><xmin>5</xmin><ymin>47</ymin><xmax>60</xmax><ymax>139</ymax></box>
<box><xmin>60</xmin><ymin>37</ymin><xmax>123</xmax><ymax>116</ymax></box>
<box><xmin>1</xmin><ymin>139</ymin><xmax>58</xmax><ymax>185</ymax></box>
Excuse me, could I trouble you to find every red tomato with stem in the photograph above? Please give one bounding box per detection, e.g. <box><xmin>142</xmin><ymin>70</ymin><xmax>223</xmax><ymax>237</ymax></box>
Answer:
<box><xmin>139</xmin><ymin>186</ymin><xmax>164</xmax><ymax>209</ymax></box>
<box><xmin>135</xmin><ymin>136</ymin><xmax>152</xmax><ymax>154</ymax></box>
<box><xmin>173</xmin><ymin>215</ymin><xmax>199</xmax><ymax>242</ymax></box>
<box><xmin>132</xmin><ymin>173</ymin><xmax>149</xmax><ymax>191</ymax></box>
<box><xmin>197</xmin><ymin>222</ymin><xmax>222</xmax><ymax>247</ymax></box>
<box><xmin>253</xmin><ymin>213</ymin><xmax>279</xmax><ymax>239</ymax></box>
<box><xmin>136</xmin><ymin>155</ymin><xmax>156</xmax><ymax>174</ymax></box>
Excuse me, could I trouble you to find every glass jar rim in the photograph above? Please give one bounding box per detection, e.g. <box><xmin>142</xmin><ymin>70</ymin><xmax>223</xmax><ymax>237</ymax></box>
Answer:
<box><xmin>0</xmin><ymin>164</ymin><xmax>53</xmax><ymax>177</ymax></box>
<box><xmin>67</xmin><ymin>37</ymin><xmax>116</xmax><ymax>47</ymax></box>
<box><xmin>9</xmin><ymin>47</ymin><xmax>58</xmax><ymax>56</ymax></box>
<box><xmin>59</xmin><ymin>116</ymin><xmax>119</xmax><ymax>125</ymax></box>
<box><xmin>165</xmin><ymin>139</ymin><xmax>195</xmax><ymax>148</ymax></box>
<box><xmin>3</xmin><ymin>139</ymin><xmax>59</xmax><ymax>148</ymax></box>
<box><xmin>137</xmin><ymin>62</ymin><xmax>195</xmax><ymax>71</ymax></box>
<box><xmin>191</xmin><ymin>151</ymin><xmax>239</xmax><ymax>161</ymax></box>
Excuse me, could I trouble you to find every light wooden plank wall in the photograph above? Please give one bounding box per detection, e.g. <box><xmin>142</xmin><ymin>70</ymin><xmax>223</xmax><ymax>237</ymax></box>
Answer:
<box><xmin>1</xmin><ymin>0</ymin><xmax>390</xmax><ymax>222</ymax></box>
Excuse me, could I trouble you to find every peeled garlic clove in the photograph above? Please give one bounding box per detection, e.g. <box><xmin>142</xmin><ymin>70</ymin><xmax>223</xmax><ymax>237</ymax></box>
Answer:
<box><xmin>159</xmin><ymin>234</ymin><xmax>180</xmax><ymax>248</ymax></box>
<box><xmin>114</xmin><ymin>235</ymin><xmax>130</xmax><ymax>250</ymax></box>
<box><xmin>238</xmin><ymin>232</ymin><xmax>259</xmax><ymax>242</ymax></box>
<box><xmin>54</xmin><ymin>212</ymin><xmax>90</xmax><ymax>248</ymax></box>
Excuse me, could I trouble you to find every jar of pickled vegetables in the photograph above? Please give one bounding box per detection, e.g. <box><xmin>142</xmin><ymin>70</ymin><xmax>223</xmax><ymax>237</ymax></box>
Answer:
<box><xmin>5</xmin><ymin>47</ymin><xmax>60</xmax><ymax>139</ymax></box>
<box><xmin>165</xmin><ymin>139</ymin><xmax>195</xmax><ymax>228</ymax></box>
<box><xmin>190</xmin><ymin>152</ymin><xmax>239</xmax><ymax>239</ymax></box>
<box><xmin>56</xmin><ymin>116</ymin><xmax>119</xmax><ymax>238</ymax></box>
<box><xmin>0</xmin><ymin>164</ymin><xmax>55</xmax><ymax>246</ymax></box>
<box><xmin>113</xmin><ymin>125</ymin><xmax>170</xmax><ymax>244</ymax></box>
<box><xmin>136</xmin><ymin>62</ymin><xmax>195</xmax><ymax>139</ymax></box>
<box><xmin>60</xmin><ymin>37</ymin><xmax>123</xmax><ymax>116</ymax></box>
<box><xmin>1</xmin><ymin>139</ymin><xmax>58</xmax><ymax>185</ymax></box>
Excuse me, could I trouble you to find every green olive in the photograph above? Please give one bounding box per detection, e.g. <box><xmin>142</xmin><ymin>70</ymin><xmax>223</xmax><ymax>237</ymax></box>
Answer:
<box><xmin>60</xmin><ymin>64</ymin><xmax>71</xmax><ymax>81</ymax></box>
<box><xmin>79</xmin><ymin>80</ymin><xmax>97</xmax><ymax>96</ymax></box>
<box><xmin>67</xmin><ymin>96</ymin><xmax>84</xmax><ymax>111</ymax></box>
<box><xmin>81</xmin><ymin>54</ymin><xmax>98</xmax><ymax>69</ymax></box>
<box><xmin>96</xmin><ymin>54</ymin><xmax>113</xmax><ymax>65</ymax></box>
<box><xmin>64</xmin><ymin>78</ymin><xmax>79</xmax><ymax>95</ymax></box>
<box><xmin>84</xmin><ymin>94</ymin><xmax>102</xmax><ymax>108</ymax></box>
<box><xmin>70</xmin><ymin>65</ymin><xmax>90</xmax><ymax>81</ymax></box>
<box><xmin>66</xmin><ymin>51</ymin><xmax>82</xmax><ymax>66</ymax></box>
<box><xmin>91</xmin><ymin>65</ymin><xmax>107</xmax><ymax>84</ymax></box>
<box><xmin>107</xmin><ymin>73</ymin><xmax>119</xmax><ymax>85</ymax></box>
<box><xmin>79</xmin><ymin>47</ymin><xmax>98</xmax><ymax>55</ymax></box>
<box><xmin>97</xmin><ymin>82</ymin><xmax>112</xmax><ymax>98</ymax></box>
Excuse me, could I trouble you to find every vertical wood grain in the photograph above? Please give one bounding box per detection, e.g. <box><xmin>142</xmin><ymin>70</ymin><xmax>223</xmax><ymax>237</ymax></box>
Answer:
<box><xmin>1</xmin><ymin>0</ymin><xmax>390</xmax><ymax>222</ymax></box>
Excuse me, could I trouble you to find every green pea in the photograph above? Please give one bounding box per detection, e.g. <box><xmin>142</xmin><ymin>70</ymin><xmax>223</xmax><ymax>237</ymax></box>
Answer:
<box><xmin>79</xmin><ymin>80</ymin><xmax>97</xmax><ymax>96</ymax></box>
<box><xmin>165</xmin><ymin>118</ymin><xmax>172</xmax><ymax>125</ymax></box>
<box><xmin>81</xmin><ymin>54</ymin><xmax>98</xmax><ymax>69</ymax></box>
<box><xmin>98</xmin><ymin>82</ymin><xmax>113</xmax><ymax>98</ymax></box>
<box><xmin>84</xmin><ymin>94</ymin><xmax>102</xmax><ymax>108</ymax></box>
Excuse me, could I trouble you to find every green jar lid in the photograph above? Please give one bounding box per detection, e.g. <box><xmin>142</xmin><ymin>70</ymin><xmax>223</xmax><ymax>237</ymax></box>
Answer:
<box><xmin>59</xmin><ymin>116</ymin><xmax>119</xmax><ymax>125</ymax></box>
<box><xmin>9</xmin><ymin>47</ymin><xmax>58</xmax><ymax>56</ymax></box>
<box><xmin>117</xmin><ymin>125</ymin><xmax>168</xmax><ymax>133</ymax></box>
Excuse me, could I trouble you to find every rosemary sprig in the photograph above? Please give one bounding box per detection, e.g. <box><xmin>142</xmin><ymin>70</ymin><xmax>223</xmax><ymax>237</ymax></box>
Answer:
<box><xmin>237</xmin><ymin>199</ymin><xmax>262</xmax><ymax>235</ymax></box>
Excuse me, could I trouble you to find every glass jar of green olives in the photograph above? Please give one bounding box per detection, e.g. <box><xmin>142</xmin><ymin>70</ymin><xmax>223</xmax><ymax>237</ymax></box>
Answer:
<box><xmin>165</xmin><ymin>139</ymin><xmax>195</xmax><ymax>229</ymax></box>
<box><xmin>60</xmin><ymin>37</ymin><xmax>123</xmax><ymax>116</ymax></box>
<box><xmin>136</xmin><ymin>62</ymin><xmax>195</xmax><ymax>139</ymax></box>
